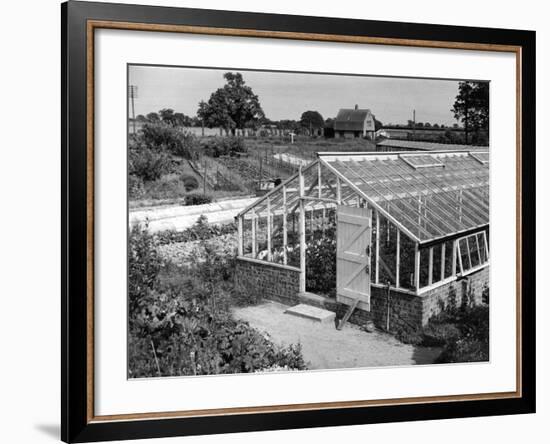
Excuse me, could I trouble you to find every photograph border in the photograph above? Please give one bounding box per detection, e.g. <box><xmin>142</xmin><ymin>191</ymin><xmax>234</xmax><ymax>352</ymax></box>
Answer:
<box><xmin>62</xmin><ymin>1</ymin><xmax>535</xmax><ymax>442</ymax></box>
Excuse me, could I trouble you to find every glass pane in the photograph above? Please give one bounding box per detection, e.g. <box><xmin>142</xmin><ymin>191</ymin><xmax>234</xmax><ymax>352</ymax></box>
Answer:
<box><xmin>458</xmin><ymin>237</ymin><xmax>471</xmax><ymax>272</ymax></box>
<box><xmin>478</xmin><ymin>232</ymin><xmax>488</xmax><ymax>263</ymax></box>
<box><xmin>378</xmin><ymin>216</ymin><xmax>397</xmax><ymax>286</ymax></box>
<box><xmin>271</xmin><ymin>212</ymin><xmax>285</xmax><ymax>264</ymax></box>
<box><xmin>432</xmin><ymin>244</ymin><xmax>442</xmax><ymax>283</ymax></box>
<box><xmin>444</xmin><ymin>240</ymin><xmax>454</xmax><ymax>278</ymax></box>
<box><xmin>419</xmin><ymin>247</ymin><xmax>430</xmax><ymax>288</ymax></box>
<box><xmin>256</xmin><ymin>215</ymin><xmax>268</xmax><ymax>260</ymax></box>
<box><xmin>468</xmin><ymin>236</ymin><xmax>480</xmax><ymax>268</ymax></box>
<box><xmin>398</xmin><ymin>234</ymin><xmax>416</xmax><ymax>290</ymax></box>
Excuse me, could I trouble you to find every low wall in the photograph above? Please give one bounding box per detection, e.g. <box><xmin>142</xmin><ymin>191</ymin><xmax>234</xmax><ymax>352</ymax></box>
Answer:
<box><xmin>420</xmin><ymin>266</ymin><xmax>490</xmax><ymax>325</ymax></box>
<box><xmin>235</xmin><ymin>257</ymin><xmax>489</xmax><ymax>331</ymax></box>
<box><xmin>234</xmin><ymin>257</ymin><xmax>301</xmax><ymax>306</ymax></box>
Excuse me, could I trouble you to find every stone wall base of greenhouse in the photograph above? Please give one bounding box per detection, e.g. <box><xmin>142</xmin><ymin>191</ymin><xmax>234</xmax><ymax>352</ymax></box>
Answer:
<box><xmin>235</xmin><ymin>257</ymin><xmax>489</xmax><ymax>331</ymax></box>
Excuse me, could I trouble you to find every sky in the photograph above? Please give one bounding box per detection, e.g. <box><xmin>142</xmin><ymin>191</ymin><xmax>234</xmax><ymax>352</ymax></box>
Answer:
<box><xmin>128</xmin><ymin>65</ymin><xmax>465</xmax><ymax>126</ymax></box>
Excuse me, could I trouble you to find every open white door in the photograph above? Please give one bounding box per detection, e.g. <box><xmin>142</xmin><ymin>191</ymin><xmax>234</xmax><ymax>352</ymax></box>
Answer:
<box><xmin>336</xmin><ymin>205</ymin><xmax>372</xmax><ymax>311</ymax></box>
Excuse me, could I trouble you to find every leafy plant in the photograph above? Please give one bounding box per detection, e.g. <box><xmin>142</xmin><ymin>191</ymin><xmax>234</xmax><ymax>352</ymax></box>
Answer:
<box><xmin>138</xmin><ymin>123</ymin><xmax>199</xmax><ymax>158</ymax></box>
<box><xmin>180</xmin><ymin>174</ymin><xmax>199</xmax><ymax>191</ymax></box>
<box><xmin>184</xmin><ymin>193</ymin><xmax>213</xmax><ymax>206</ymax></box>
<box><xmin>128</xmin><ymin>223</ymin><xmax>163</xmax><ymax>318</ymax></box>
<box><xmin>395</xmin><ymin>297</ymin><xmax>489</xmax><ymax>363</ymax></box>
<box><xmin>128</xmin><ymin>222</ymin><xmax>306</xmax><ymax>378</ymax></box>
<box><xmin>128</xmin><ymin>174</ymin><xmax>145</xmax><ymax>199</ymax></box>
<box><xmin>155</xmin><ymin>216</ymin><xmax>236</xmax><ymax>245</ymax></box>
<box><xmin>129</xmin><ymin>147</ymin><xmax>172</xmax><ymax>182</ymax></box>
<box><xmin>200</xmin><ymin>137</ymin><xmax>247</xmax><ymax>158</ymax></box>
<box><xmin>287</xmin><ymin>227</ymin><xmax>336</xmax><ymax>296</ymax></box>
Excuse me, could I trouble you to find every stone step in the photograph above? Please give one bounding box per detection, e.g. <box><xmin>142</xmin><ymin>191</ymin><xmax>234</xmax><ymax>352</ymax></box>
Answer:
<box><xmin>284</xmin><ymin>303</ymin><xmax>336</xmax><ymax>324</ymax></box>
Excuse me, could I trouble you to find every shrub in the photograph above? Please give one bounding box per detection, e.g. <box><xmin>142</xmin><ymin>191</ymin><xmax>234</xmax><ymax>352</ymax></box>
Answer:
<box><xmin>129</xmin><ymin>147</ymin><xmax>172</xmax><ymax>182</ymax></box>
<box><xmin>201</xmin><ymin>137</ymin><xmax>247</xmax><ymax>157</ymax></box>
<box><xmin>128</xmin><ymin>223</ymin><xmax>163</xmax><ymax>317</ymax></box>
<box><xmin>128</xmin><ymin>174</ymin><xmax>145</xmax><ymax>199</ymax></box>
<box><xmin>138</xmin><ymin>123</ymin><xmax>199</xmax><ymax>158</ymax></box>
<box><xmin>392</xmin><ymin>296</ymin><xmax>489</xmax><ymax>365</ymax></box>
<box><xmin>155</xmin><ymin>216</ymin><xmax>237</xmax><ymax>245</ymax></box>
<box><xmin>287</xmin><ymin>227</ymin><xmax>336</xmax><ymax>296</ymax></box>
<box><xmin>180</xmin><ymin>174</ymin><xmax>199</xmax><ymax>191</ymax></box>
<box><xmin>127</xmin><ymin>222</ymin><xmax>307</xmax><ymax>378</ymax></box>
<box><xmin>184</xmin><ymin>193</ymin><xmax>213</xmax><ymax>206</ymax></box>
<box><xmin>142</xmin><ymin>175</ymin><xmax>187</xmax><ymax>200</ymax></box>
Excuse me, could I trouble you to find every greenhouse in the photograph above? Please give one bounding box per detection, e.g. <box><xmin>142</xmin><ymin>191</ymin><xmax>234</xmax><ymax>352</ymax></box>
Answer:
<box><xmin>234</xmin><ymin>150</ymin><xmax>490</xmax><ymax>328</ymax></box>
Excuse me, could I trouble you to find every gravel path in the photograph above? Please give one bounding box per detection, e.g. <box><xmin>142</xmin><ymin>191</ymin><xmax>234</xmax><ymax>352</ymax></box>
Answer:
<box><xmin>233</xmin><ymin>301</ymin><xmax>441</xmax><ymax>370</ymax></box>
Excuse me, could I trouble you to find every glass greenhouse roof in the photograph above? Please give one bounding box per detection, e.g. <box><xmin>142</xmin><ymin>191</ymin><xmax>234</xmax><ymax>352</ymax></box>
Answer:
<box><xmin>320</xmin><ymin>151</ymin><xmax>489</xmax><ymax>242</ymax></box>
<box><xmin>238</xmin><ymin>150</ymin><xmax>489</xmax><ymax>244</ymax></box>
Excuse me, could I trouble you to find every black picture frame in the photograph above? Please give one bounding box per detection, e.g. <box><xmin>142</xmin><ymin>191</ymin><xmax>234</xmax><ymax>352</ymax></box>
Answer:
<box><xmin>61</xmin><ymin>1</ymin><xmax>536</xmax><ymax>442</ymax></box>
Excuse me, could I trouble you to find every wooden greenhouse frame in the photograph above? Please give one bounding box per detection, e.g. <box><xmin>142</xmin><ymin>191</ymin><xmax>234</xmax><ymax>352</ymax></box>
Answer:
<box><xmin>235</xmin><ymin>150</ymin><xmax>490</xmax><ymax>308</ymax></box>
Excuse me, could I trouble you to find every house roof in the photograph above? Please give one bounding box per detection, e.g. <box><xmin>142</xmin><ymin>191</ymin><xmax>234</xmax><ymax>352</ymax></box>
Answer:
<box><xmin>334</xmin><ymin>108</ymin><xmax>372</xmax><ymax>131</ymax></box>
<box><xmin>238</xmin><ymin>150</ymin><xmax>489</xmax><ymax>245</ymax></box>
<box><xmin>376</xmin><ymin>139</ymin><xmax>488</xmax><ymax>151</ymax></box>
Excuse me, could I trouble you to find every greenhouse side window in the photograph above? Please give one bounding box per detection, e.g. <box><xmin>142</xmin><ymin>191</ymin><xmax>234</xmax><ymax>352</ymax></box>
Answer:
<box><xmin>456</xmin><ymin>231</ymin><xmax>489</xmax><ymax>275</ymax></box>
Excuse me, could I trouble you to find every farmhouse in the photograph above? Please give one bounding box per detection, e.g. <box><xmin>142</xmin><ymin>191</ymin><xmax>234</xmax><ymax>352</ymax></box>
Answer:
<box><xmin>376</xmin><ymin>139</ymin><xmax>489</xmax><ymax>152</ymax></box>
<box><xmin>234</xmin><ymin>150</ymin><xmax>489</xmax><ymax>331</ymax></box>
<box><xmin>334</xmin><ymin>105</ymin><xmax>375</xmax><ymax>139</ymax></box>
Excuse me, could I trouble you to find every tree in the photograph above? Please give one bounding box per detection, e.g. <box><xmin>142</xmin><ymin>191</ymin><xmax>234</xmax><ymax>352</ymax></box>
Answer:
<box><xmin>300</xmin><ymin>111</ymin><xmax>324</xmax><ymax>135</ymax></box>
<box><xmin>159</xmin><ymin>108</ymin><xmax>176</xmax><ymax>125</ymax></box>
<box><xmin>277</xmin><ymin>120</ymin><xmax>300</xmax><ymax>132</ymax></box>
<box><xmin>197</xmin><ymin>72</ymin><xmax>265</xmax><ymax>135</ymax></box>
<box><xmin>174</xmin><ymin>112</ymin><xmax>192</xmax><ymax>127</ymax></box>
<box><xmin>146</xmin><ymin>112</ymin><xmax>160</xmax><ymax>122</ymax></box>
<box><xmin>374</xmin><ymin>117</ymin><xmax>383</xmax><ymax>131</ymax></box>
<box><xmin>136</xmin><ymin>114</ymin><xmax>147</xmax><ymax>122</ymax></box>
<box><xmin>452</xmin><ymin>81</ymin><xmax>489</xmax><ymax>144</ymax></box>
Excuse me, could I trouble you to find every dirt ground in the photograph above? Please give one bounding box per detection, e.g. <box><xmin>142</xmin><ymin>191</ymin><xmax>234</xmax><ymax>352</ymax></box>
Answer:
<box><xmin>232</xmin><ymin>301</ymin><xmax>442</xmax><ymax>370</ymax></box>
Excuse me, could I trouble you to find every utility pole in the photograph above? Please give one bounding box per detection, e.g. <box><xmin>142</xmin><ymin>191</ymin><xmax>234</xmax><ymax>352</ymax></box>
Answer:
<box><xmin>128</xmin><ymin>85</ymin><xmax>138</xmax><ymax>135</ymax></box>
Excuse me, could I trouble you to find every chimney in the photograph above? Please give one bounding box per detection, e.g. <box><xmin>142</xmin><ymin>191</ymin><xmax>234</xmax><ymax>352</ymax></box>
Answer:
<box><xmin>354</xmin><ymin>104</ymin><xmax>358</xmax><ymax>110</ymax></box>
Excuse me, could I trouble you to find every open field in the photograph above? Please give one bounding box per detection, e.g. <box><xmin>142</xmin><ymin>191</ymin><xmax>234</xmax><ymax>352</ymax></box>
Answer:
<box><xmin>130</xmin><ymin>136</ymin><xmax>377</xmax><ymax>209</ymax></box>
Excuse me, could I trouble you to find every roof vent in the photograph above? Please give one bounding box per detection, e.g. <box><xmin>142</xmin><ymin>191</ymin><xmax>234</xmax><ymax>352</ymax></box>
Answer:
<box><xmin>400</xmin><ymin>154</ymin><xmax>445</xmax><ymax>169</ymax></box>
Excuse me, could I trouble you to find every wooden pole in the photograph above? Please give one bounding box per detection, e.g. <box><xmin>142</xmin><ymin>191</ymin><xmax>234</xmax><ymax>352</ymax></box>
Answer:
<box><xmin>428</xmin><ymin>246</ymin><xmax>433</xmax><ymax>285</ymax></box>
<box><xmin>336</xmin><ymin>177</ymin><xmax>342</xmax><ymax>204</ymax></box>
<box><xmin>266</xmin><ymin>198</ymin><xmax>272</xmax><ymax>261</ymax></box>
<box><xmin>251</xmin><ymin>209</ymin><xmax>257</xmax><ymax>258</ymax></box>
<box><xmin>375</xmin><ymin>211</ymin><xmax>380</xmax><ymax>284</ymax></box>
<box><xmin>318</xmin><ymin>161</ymin><xmax>322</xmax><ymax>198</ymax></box>
<box><xmin>483</xmin><ymin>230</ymin><xmax>489</xmax><ymax>261</ymax></box>
<box><xmin>299</xmin><ymin>167</ymin><xmax>306</xmax><ymax>293</ymax></box>
<box><xmin>395</xmin><ymin>230</ymin><xmax>400</xmax><ymax>288</ymax></box>
<box><xmin>282</xmin><ymin>186</ymin><xmax>288</xmax><ymax>265</ymax></box>
<box><xmin>414</xmin><ymin>243</ymin><xmax>420</xmax><ymax>291</ymax></box>
<box><xmin>237</xmin><ymin>216</ymin><xmax>243</xmax><ymax>256</ymax></box>
<box><xmin>441</xmin><ymin>242</ymin><xmax>446</xmax><ymax>280</ymax></box>
<box><xmin>452</xmin><ymin>239</ymin><xmax>457</xmax><ymax>275</ymax></box>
